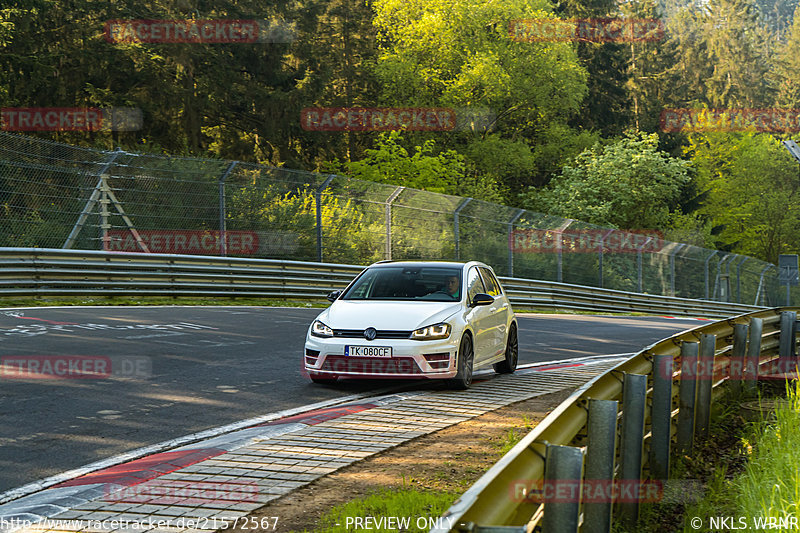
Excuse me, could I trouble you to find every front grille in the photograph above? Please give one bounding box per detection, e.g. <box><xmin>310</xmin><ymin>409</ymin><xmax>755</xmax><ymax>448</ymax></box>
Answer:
<box><xmin>332</xmin><ymin>329</ymin><xmax>413</xmax><ymax>339</ymax></box>
<box><xmin>320</xmin><ymin>356</ymin><xmax>423</xmax><ymax>375</ymax></box>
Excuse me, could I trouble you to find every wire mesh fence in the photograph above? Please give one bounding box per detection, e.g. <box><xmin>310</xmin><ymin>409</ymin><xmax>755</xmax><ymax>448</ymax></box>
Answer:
<box><xmin>0</xmin><ymin>130</ymin><xmax>790</xmax><ymax>305</ymax></box>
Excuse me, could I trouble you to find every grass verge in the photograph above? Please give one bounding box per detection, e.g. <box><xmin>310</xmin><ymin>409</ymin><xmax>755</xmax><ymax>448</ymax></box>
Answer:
<box><xmin>308</xmin><ymin>488</ymin><xmax>461</xmax><ymax>533</ymax></box>
<box><xmin>0</xmin><ymin>296</ymin><xmax>329</xmax><ymax>308</ymax></box>
<box><xmin>619</xmin><ymin>381</ymin><xmax>799</xmax><ymax>533</ymax></box>
<box><xmin>683</xmin><ymin>380</ymin><xmax>799</xmax><ymax>532</ymax></box>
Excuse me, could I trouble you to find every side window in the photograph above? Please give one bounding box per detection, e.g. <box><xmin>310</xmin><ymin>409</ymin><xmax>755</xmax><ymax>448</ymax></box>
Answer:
<box><xmin>466</xmin><ymin>267</ymin><xmax>486</xmax><ymax>303</ymax></box>
<box><xmin>479</xmin><ymin>267</ymin><xmax>502</xmax><ymax>297</ymax></box>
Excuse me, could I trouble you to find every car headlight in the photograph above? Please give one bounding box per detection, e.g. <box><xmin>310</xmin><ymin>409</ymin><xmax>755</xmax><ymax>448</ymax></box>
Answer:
<box><xmin>411</xmin><ymin>323</ymin><xmax>451</xmax><ymax>340</ymax></box>
<box><xmin>310</xmin><ymin>320</ymin><xmax>333</xmax><ymax>338</ymax></box>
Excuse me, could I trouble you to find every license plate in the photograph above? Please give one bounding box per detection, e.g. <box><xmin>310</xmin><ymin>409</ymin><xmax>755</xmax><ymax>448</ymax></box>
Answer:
<box><xmin>345</xmin><ymin>345</ymin><xmax>392</xmax><ymax>357</ymax></box>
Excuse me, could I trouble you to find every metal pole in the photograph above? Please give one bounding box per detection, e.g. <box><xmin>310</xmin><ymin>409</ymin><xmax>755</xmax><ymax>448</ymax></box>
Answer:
<box><xmin>453</xmin><ymin>198</ymin><xmax>472</xmax><ymax>261</ymax></box>
<box><xmin>541</xmin><ymin>444</ymin><xmax>583</xmax><ymax>533</ymax></box>
<box><xmin>730</xmin><ymin>323</ymin><xmax>749</xmax><ymax>396</ymax></box>
<box><xmin>695</xmin><ymin>334</ymin><xmax>716</xmax><ymax>439</ymax></box>
<box><xmin>315</xmin><ymin>175</ymin><xmax>335</xmax><ymax>262</ymax></box>
<box><xmin>217</xmin><ymin>161</ymin><xmax>238</xmax><ymax>256</ymax></box>
<box><xmin>650</xmin><ymin>354</ymin><xmax>673</xmax><ymax>480</ymax></box>
<box><xmin>385</xmin><ymin>187</ymin><xmax>404</xmax><ymax>261</ymax></box>
<box><xmin>584</xmin><ymin>399</ymin><xmax>618</xmax><ymax>533</ymax></box>
<box><xmin>63</xmin><ymin>149</ymin><xmax>123</xmax><ymax>249</ymax></box>
<box><xmin>598</xmin><ymin>229</ymin><xmax>614</xmax><ymax>288</ymax></box>
<box><xmin>754</xmin><ymin>265</ymin><xmax>772</xmax><ymax>306</ymax></box>
<box><xmin>618</xmin><ymin>373</ymin><xmax>647</xmax><ymax>526</ymax></box>
<box><xmin>556</xmin><ymin>220</ymin><xmax>572</xmax><ymax>283</ymax></box>
<box><xmin>744</xmin><ymin>317</ymin><xmax>763</xmax><ymax>391</ymax></box>
<box><xmin>704</xmin><ymin>251</ymin><xmax>717</xmax><ymax>300</ymax></box>
<box><xmin>507</xmin><ymin>209</ymin><xmax>524</xmax><ymax>277</ymax></box>
<box><xmin>779</xmin><ymin>311</ymin><xmax>797</xmax><ymax>358</ymax></box>
<box><xmin>676</xmin><ymin>341</ymin><xmax>699</xmax><ymax>453</ymax></box>
<box><xmin>669</xmin><ymin>244</ymin><xmax>686</xmax><ymax>297</ymax></box>
<box><xmin>637</xmin><ymin>237</ymin><xmax>653</xmax><ymax>293</ymax></box>
<box><xmin>735</xmin><ymin>256</ymin><xmax>747</xmax><ymax>303</ymax></box>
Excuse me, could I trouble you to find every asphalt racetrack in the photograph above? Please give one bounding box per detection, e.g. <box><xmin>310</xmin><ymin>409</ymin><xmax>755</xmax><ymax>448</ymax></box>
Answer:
<box><xmin>0</xmin><ymin>306</ymin><xmax>704</xmax><ymax>493</ymax></box>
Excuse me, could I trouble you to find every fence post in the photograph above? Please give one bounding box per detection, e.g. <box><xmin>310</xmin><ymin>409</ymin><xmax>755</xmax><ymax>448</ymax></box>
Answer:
<box><xmin>677</xmin><ymin>341</ymin><xmax>699</xmax><ymax>453</ymax></box>
<box><xmin>507</xmin><ymin>209</ymin><xmax>524</xmax><ymax>277</ymax></box>
<box><xmin>669</xmin><ymin>244</ymin><xmax>686</xmax><ymax>297</ymax></box>
<box><xmin>694</xmin><ymin>334</ymin><xmax>716</xmax><ymax>439</ymax></box>
<box><xmin>63</xmin><ymin>149</ymin><xmax>123</xmax><ymax>249</ymax></box>
<box><xmin>315</xmin><ymin>175</ymin><xmax>335</xmax><ymax>262</ymax></box>
<box><xmin>584</xmin><ymin>399</ymin><xmax>618</xmax><ymax>533</ymax></box>
<box><xmin>618</xmin><ymin>373</ymin><xmax>647</xmax><ymax>527</ymax></box>
<box><xmin>556</xmin><ymin>220</ymin><xmax>573</xmax><ymax>283</ymax></box>
<box><xmin>704</xmin><ymin>251</ymin><xmax>717</xmax><ymax>299</ymax></box>
<box><xmin>541</xmin><ymin>444</ymin><xmax>583</xmax><ymax>533</ymax></box>
<box><xmin>744</xmin><ymin>317</ymin><xmax>763</xmax><ymax>391</ymax></box>
<box><xmin>384</xmin><ymin>187</ymin><xmax>404</xmax><ymax>261</ymax></box>
<box><xmin>598</xmin><ymin>229</ymin><xmax>614</xmax><ymax>288</ymax></box>
<box><xmin>453</xmin><ymin>198</ymin><xmax>471</xmax><ymax>261</ymax></box>
<box><xmin>735</xmin><ymin>256</ymin><xmax>747</xmax><ymax>303</ymax></box>
<box><xmin>730</xmin><ymin>324</ymin><xmax>749</xmax><ymax>396</ymax></box>
<box><xmin>650</xmin><ymin>354</ymin><xmax>673</xmax><ymax>480</ymax></box>
<box><xmin>217</xmin><ymin>161</ymin><xmax>238</xmax><ymax>256</ymax></box>
<box><xmin>636</xmin><ymin>237</ymin><xmax>653</xmax><ymax>293</ymax></box>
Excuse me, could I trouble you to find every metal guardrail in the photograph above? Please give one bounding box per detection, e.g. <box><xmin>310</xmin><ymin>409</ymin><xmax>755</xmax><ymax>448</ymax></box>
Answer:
<box><xmin>436</xmin><ymin>307</ymin><xmax>798</xmax><ymax>533</ymax></box>
<box><xmin>0</xmin><ymin>248</ymin><xmax>765</xmax><ymax>318</ymax></box>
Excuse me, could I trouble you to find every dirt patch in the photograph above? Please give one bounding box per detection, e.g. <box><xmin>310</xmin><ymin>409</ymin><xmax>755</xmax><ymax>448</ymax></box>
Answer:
<box><xmin>230</xmin><ymin>388</ymin><xmax>574</xmax><ymax>532</ymax></box>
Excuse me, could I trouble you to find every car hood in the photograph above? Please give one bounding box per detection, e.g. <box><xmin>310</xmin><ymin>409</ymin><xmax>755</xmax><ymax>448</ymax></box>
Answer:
<box><xmin>318</xmin><ymin>300</ymin><xmax>462</xmax><ymax>331</ymax></box>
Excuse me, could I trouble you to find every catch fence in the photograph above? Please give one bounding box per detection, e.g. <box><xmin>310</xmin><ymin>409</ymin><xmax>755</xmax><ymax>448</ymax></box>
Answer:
<box><xmin>0</xmin><ymin>131</ymin><xmax>788</xmax><ymax>305</ymax></box>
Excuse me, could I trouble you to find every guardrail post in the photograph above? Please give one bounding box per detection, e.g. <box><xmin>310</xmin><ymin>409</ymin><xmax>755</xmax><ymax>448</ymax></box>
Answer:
<box><xmin>744</xmin><ymin>317</ymin><xmax>763</xmax><ymax>392</ymax></box>
<box><xmin>694</xmin><ymin>334</ymin><xmax>716</xmax><ymax>440</ymax></box>
<box><xmin>541</xmin><ymin>444</ymin><xmax>583</xmax><ymax>533</ymax></box>
<box><xmin>730</xmin><ymin>324</ymin><xmax>748</xmax><ymax>396</ymax></box>
<box><xmin>650</xmin><ymin>354</ymin><xmax>673</xmax><ymax>481</ymax></box>
<box><xmin>677</xmin><ymin>341</ymin><xmax>699</xmax><ymax>453</ymax></box>
<box><xmin>584</xmin><ymin>399</ymin><xmax>618</xmax><ymax>533</ymax></box>
<box><xmin>779</xmin><ymin>311</ymin><xmax>796</xmax><ymax>358</ymax></box>
<box><xmin>618</xmin><ymin>373</ymin><xmax>647</xmax><ymax>526</ymax></box>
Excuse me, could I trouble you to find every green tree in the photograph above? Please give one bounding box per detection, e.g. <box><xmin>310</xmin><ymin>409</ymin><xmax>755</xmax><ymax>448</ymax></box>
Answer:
<box><xmin>524</xmin><ymin>132</ymin><xmax>691</xmax><ymax>229</ymax></box>
<box><xmin>685</xmin><ymin>132</ymin><xmax>800</xmax><ymax>262</ymax></box>
<box><xmin>371</xmin><ymin>0</ymin><xmax>589</xmax><ymax>196</ymax></box>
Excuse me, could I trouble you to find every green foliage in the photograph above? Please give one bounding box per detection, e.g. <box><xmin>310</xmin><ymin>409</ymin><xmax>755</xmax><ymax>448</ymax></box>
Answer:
<box><xmin>524</xmin><ymin>132</ymin><xmax>691</xmax><ymax>230</ymax></box>
<box><xmin>685</xmin><ymin>131</ymin><xmax>800</xmax><ymax>262</ymax></box>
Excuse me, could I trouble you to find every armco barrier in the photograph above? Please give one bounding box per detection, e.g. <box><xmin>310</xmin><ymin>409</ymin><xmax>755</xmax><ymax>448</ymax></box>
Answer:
<box><xmin>436</xmin><ymin>308</ymin><xmax>798</xmax><ymax>533</ymax></box>
<box><xmin>0</xmin><ymin>248</ymin><xmax>764</xmax><ymax>317</ymax></box>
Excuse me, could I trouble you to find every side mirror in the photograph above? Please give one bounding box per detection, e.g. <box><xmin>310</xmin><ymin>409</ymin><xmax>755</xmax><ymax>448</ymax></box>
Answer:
<box><xmin>470</xmin><ymin>293</ymin><xmax>494</xmax><ymax>307</ymax></box>
<box><xmin>327</xmin><ymin>290</ymin><xmax>341</xmax><ymax>302</ymax></box>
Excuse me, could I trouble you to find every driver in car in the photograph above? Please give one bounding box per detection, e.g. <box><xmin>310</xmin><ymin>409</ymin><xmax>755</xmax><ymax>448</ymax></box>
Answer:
<box><xmin>445</xmin><ymin>275</ymin><xmax>460</xmax><ymax>299</ymax></box>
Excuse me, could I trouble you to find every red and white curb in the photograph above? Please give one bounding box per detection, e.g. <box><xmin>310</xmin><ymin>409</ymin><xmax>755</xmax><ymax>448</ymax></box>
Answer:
<box><xmin>0</xmin><ymin>356</ymin><xmax>627</xmax><ymax>532</ymax></box>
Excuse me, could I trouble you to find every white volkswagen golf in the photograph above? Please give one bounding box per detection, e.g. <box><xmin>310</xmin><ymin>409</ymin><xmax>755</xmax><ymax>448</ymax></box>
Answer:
<box><xmin>303</xmin><ymin>261</ymin><xmax>518</xmax><ymax>389</ymax></box>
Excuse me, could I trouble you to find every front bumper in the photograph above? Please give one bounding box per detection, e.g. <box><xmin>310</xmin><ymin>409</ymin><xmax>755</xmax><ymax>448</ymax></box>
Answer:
<box><xmin>304</xmin><ymin>335</ymin><xmax>459</xmax><ymax>379</ymax></box>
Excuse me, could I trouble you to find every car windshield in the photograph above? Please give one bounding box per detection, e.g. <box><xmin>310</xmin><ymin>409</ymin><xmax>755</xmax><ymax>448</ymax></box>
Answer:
<box><xmin>341</xmin><ymin>266</ymin><xmax>463</xmax><ymax>301</ymax></box>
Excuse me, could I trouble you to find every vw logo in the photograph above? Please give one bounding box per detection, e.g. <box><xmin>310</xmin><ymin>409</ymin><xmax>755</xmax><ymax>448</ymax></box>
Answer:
<box><xmin>364</xmin><ymin>327</ymin><xmax>377</xmax><ymax>341</ymax></box>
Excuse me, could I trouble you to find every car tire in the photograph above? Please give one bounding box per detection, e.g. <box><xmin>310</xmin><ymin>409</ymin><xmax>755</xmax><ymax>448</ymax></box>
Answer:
<box><xmin>493</xmin><ymin>322</ymin><xmax>518</xmax><ymax>374</ymax></box>
<box><xmin>450</xmin><ymin>333</ymin><xmax>474</xmax><ymax>390</ymax></box>
<box><xmin>309</xmin><ymin>373</ymin><xmax>338</xmax><ymax>385</ymax></box>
